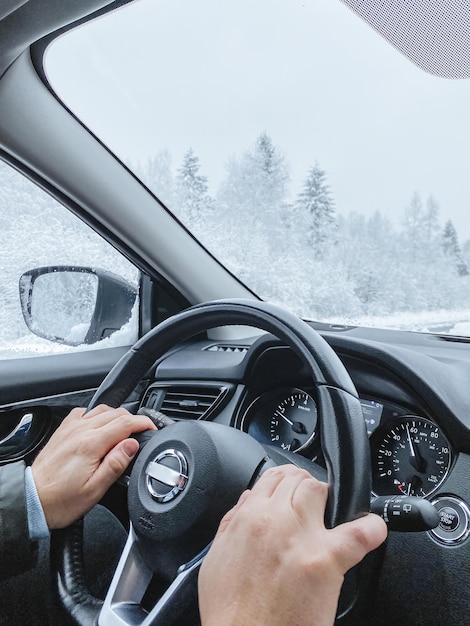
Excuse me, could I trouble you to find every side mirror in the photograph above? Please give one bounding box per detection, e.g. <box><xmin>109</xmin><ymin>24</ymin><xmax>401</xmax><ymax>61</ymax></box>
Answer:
<box><xmin>19</xmin><ymin>266</ymin><xmax>138</xmax><ymax>346</ymax></box>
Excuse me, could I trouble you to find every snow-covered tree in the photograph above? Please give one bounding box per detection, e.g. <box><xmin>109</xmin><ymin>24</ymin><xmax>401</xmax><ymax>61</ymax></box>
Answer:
<box><xmin>294</xmin><ymin>163</ymin><xmax>335</xmax><ymax>255</ymax></box>
<box><xmin>175</xmin><ymin>148</ymin><xmax>213</xmax><ymax>226</ymax></box>
<box><xmin>242</xmin><ymin>132</ymin><xmax>289</xmax><ymax>216</ymax></box>
<box><xmin>402</xmin><ymin>192</ymin><xmax>446</xmax><ymax>278</ymax></box>
<box><xmin>336</xmin><ymin>211</ymin><xmax>400</xmax><ymax>314</ymax></box>
<box><xmin>218</xmin><ymin>132</ymin><xmax>290</xmax><ymax>233</ymax></box>
<box><xmin>442</xmin><ymin>220</ymin><xmax>469</xmax><ymax>276</ymax></box>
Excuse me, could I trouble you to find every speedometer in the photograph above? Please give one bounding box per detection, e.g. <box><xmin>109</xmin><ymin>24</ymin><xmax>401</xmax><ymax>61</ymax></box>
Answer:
<box><xmin>371</xmin><ymin>416</ymin><xmax>452</xmax><ymax>497</ymax></box>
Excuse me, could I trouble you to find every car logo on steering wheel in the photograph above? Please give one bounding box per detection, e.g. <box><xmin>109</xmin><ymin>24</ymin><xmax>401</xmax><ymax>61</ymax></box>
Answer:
<box><xmin>145</xmin><ymin>449</ymin><xmax>189</xmax><ymax>503</ymax></box>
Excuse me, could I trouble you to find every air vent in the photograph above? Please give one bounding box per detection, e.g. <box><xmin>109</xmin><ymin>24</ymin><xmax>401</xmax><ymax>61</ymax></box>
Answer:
<box><xmin>205</xmin><ymin>344</ymin><xmax>249</xmax><ymax>353</ymax></box>
<box><xmin>144</xmin><ymin>385</ymin><xmax>230</xmax><ymax>420</ymax></box>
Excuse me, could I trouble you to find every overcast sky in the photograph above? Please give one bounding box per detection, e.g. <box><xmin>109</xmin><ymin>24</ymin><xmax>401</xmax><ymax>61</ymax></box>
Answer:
<box><xmin>46</xmin><ymin>0</ymin><xmax>470</xmax><ymax>239</ymax></box>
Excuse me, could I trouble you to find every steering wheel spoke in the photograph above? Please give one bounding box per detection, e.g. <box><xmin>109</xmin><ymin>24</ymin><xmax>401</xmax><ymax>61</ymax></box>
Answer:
<box><xmin>99</xmin><ymin>527</ymin><xmax>209</xmax><ymax>626</ymax></box>
<box><xmin>100</xmin><ymin>527</ymin><xmax>152</xmax><ymax>625</ymax></box>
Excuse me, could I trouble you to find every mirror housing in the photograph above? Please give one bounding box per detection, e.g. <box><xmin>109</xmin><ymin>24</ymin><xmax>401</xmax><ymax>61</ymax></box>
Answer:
<box><xmin>19</xmin><ymin>266</ymin><xmax>138</xmax><ymax>346</ymax></box>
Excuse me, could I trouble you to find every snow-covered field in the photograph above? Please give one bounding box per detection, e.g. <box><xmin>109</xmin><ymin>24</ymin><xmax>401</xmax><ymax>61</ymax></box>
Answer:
<box><xmin>329</xmin><ymin>309</ymin><xmax>470</xmax><ymax>335</ymax></box>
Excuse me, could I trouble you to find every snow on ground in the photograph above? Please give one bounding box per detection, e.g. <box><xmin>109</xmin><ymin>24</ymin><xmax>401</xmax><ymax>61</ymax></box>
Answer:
<box><xmin>321</xmin><ymin>309</ymin><xmax>470</xmax><ymax>335</ymax></box>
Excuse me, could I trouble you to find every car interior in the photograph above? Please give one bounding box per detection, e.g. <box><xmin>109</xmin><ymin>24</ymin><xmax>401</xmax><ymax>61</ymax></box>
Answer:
<box><xmin>1</xmin><ymin>1</ymin><xmax>470</xmax><ymax>625</ymax></box>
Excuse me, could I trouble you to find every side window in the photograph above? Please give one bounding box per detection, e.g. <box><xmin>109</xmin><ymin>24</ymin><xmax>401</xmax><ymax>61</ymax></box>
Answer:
<box><xmin>0</xmin><ymin>160</ymin><xmax>140</xmax><ymax>359</ymax></box>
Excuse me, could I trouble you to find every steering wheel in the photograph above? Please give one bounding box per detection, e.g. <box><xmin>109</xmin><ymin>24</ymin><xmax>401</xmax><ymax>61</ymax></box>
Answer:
<box><xmin>51</xmin><ymin>299</ymin><xmax>371</xmax><ymax>626</ymax></box>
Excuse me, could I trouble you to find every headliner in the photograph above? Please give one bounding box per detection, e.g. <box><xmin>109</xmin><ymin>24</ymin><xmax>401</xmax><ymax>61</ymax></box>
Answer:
<box><xmin>2</xmin><ymin>1</ymin><xmax>469</xmax><ymax>81</ymax></box>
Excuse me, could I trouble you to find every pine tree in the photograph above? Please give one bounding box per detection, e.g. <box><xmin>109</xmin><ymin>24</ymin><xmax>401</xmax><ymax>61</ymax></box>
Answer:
<box><xmin>295</xmin><ymin>163</ymin><xmax>335</xmax><ymax>254</ymax></box>
<box><xmin>248</xmin><ymin>132</ymin><xmax>290</xmax><ymax>209</ymax></box>
<box><xmin>175</xmin><ymin>148</ymin><xmax>212</xmax><ymax>225</ymax></box>
<box><xmin>442</xmin><ymin>220</ymin><xmax>469</xmax><ymax>276</ymax></box>
<box><xmin>217</xmin><ymin>132</ymin><xmax>290</xmax><ymax>251</ymax></box>
<box><xmin>220</xmin><ymin>133</ymin><xmax>288</xmax><ymax>212</ymax></box>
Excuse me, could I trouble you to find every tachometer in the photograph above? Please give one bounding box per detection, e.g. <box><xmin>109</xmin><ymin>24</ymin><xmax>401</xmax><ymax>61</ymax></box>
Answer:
<box><xmin>242</xmin><ymin>388</ymin><xmax>317</xmax><ymax>453</ymax></box>
<box><xmin>371</xmin><ymin>416</ymin><xmax>452</xmax><ymax>497</ymax></box>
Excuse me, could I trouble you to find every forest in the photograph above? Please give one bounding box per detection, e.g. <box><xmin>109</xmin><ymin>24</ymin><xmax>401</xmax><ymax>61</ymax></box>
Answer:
<box><xmin>135</xmin><ymin>132</ymin><xmax>470</xmax><ymax>331</ymax></box>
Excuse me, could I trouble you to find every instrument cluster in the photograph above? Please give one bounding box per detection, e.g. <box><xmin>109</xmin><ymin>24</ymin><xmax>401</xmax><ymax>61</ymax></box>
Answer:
<box><xmin>239</xmin><ymin>387</ymin><xmax>454</xmax><ymax>498</ymax></box>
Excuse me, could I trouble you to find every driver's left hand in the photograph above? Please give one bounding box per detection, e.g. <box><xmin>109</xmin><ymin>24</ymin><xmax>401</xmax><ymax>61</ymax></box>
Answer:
<box><xmin>32</xmin><ymin>404</ymin><xmax>155</xmax><ymax>529</ymax></box>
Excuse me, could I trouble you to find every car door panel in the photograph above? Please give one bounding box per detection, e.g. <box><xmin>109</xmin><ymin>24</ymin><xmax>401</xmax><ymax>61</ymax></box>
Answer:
<box><xmin>0</xmin><ymin>347</ymin><xmax>129</xmax><ymax>407</ymax></box>
<box><xmin>0</xmin><ymin>347</ymin><xmax>133</xmax><ymax>467</ymax></box>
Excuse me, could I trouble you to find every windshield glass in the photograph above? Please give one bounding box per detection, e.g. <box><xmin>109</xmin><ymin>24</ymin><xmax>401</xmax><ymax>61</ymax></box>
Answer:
<box><xmin>45</xmin><ymin>0</ymin><xmax>470</xmax><ymax>335</ymax></box>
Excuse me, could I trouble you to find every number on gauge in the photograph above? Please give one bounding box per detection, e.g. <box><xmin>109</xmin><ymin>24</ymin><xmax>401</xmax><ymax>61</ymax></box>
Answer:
<box><xmin>371</xmin><ymin>416</ymin><xmax>452</xmax><ymax>497</ymax></box>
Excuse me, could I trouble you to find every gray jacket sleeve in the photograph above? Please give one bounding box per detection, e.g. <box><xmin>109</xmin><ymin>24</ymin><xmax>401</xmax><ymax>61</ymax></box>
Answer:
<box><xmin>0</xmin><ymin>460</ymin><xmax>38</xmax><ymax>580</ymax></box>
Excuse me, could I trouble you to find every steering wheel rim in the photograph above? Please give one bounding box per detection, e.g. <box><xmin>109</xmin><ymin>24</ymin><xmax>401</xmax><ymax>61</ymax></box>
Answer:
<box><xmin>52</xmin><ymin>299</ymin><xmax>371</xmax><ymax>626</ymax></box>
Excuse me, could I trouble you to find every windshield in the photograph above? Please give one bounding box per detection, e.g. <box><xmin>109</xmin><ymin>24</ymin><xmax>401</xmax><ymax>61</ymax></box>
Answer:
<box><xmin>45</xmin><ymin>0</ymin><xmax>470</xmax><ymax>335</ymax></box>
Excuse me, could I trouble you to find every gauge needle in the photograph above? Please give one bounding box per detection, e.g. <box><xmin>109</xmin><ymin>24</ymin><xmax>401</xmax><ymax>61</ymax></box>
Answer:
<box><xmin>274</xmin><ymin>410</ymin><xmax>306</xmax><ymax>434</ymax></box>
<box><xmin>406</xmin><ymin>425</ymin><xmax>426</xmax><ymax>473</ymax></box>
<box><xmin>406</xmin><ymin>425</ymin><xmax>417</xmax><ymax>460</ymax></box>
<box><xmin>275</xmin><ymin>410</ymin><xmax>294</xmax><ymax>426</ymax></box>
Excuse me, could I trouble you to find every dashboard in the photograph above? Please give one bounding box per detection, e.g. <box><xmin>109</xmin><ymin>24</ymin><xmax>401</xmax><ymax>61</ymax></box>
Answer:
<box><xmin>136</xmin><ymin>320</ymin><xmax>470</xmax><ymax>584</ymax></box>
<box><xmin>139</xmin><ymin>329</ymin><xmax>467</xmax><ymax>511</ymax></box>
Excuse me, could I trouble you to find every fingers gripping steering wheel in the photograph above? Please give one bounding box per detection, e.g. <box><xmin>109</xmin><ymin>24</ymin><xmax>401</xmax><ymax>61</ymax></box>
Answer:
<box><xmin>51</xmin><ymin>299</ymin><xmax>371</xmax><ymax>626</ymax></box>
